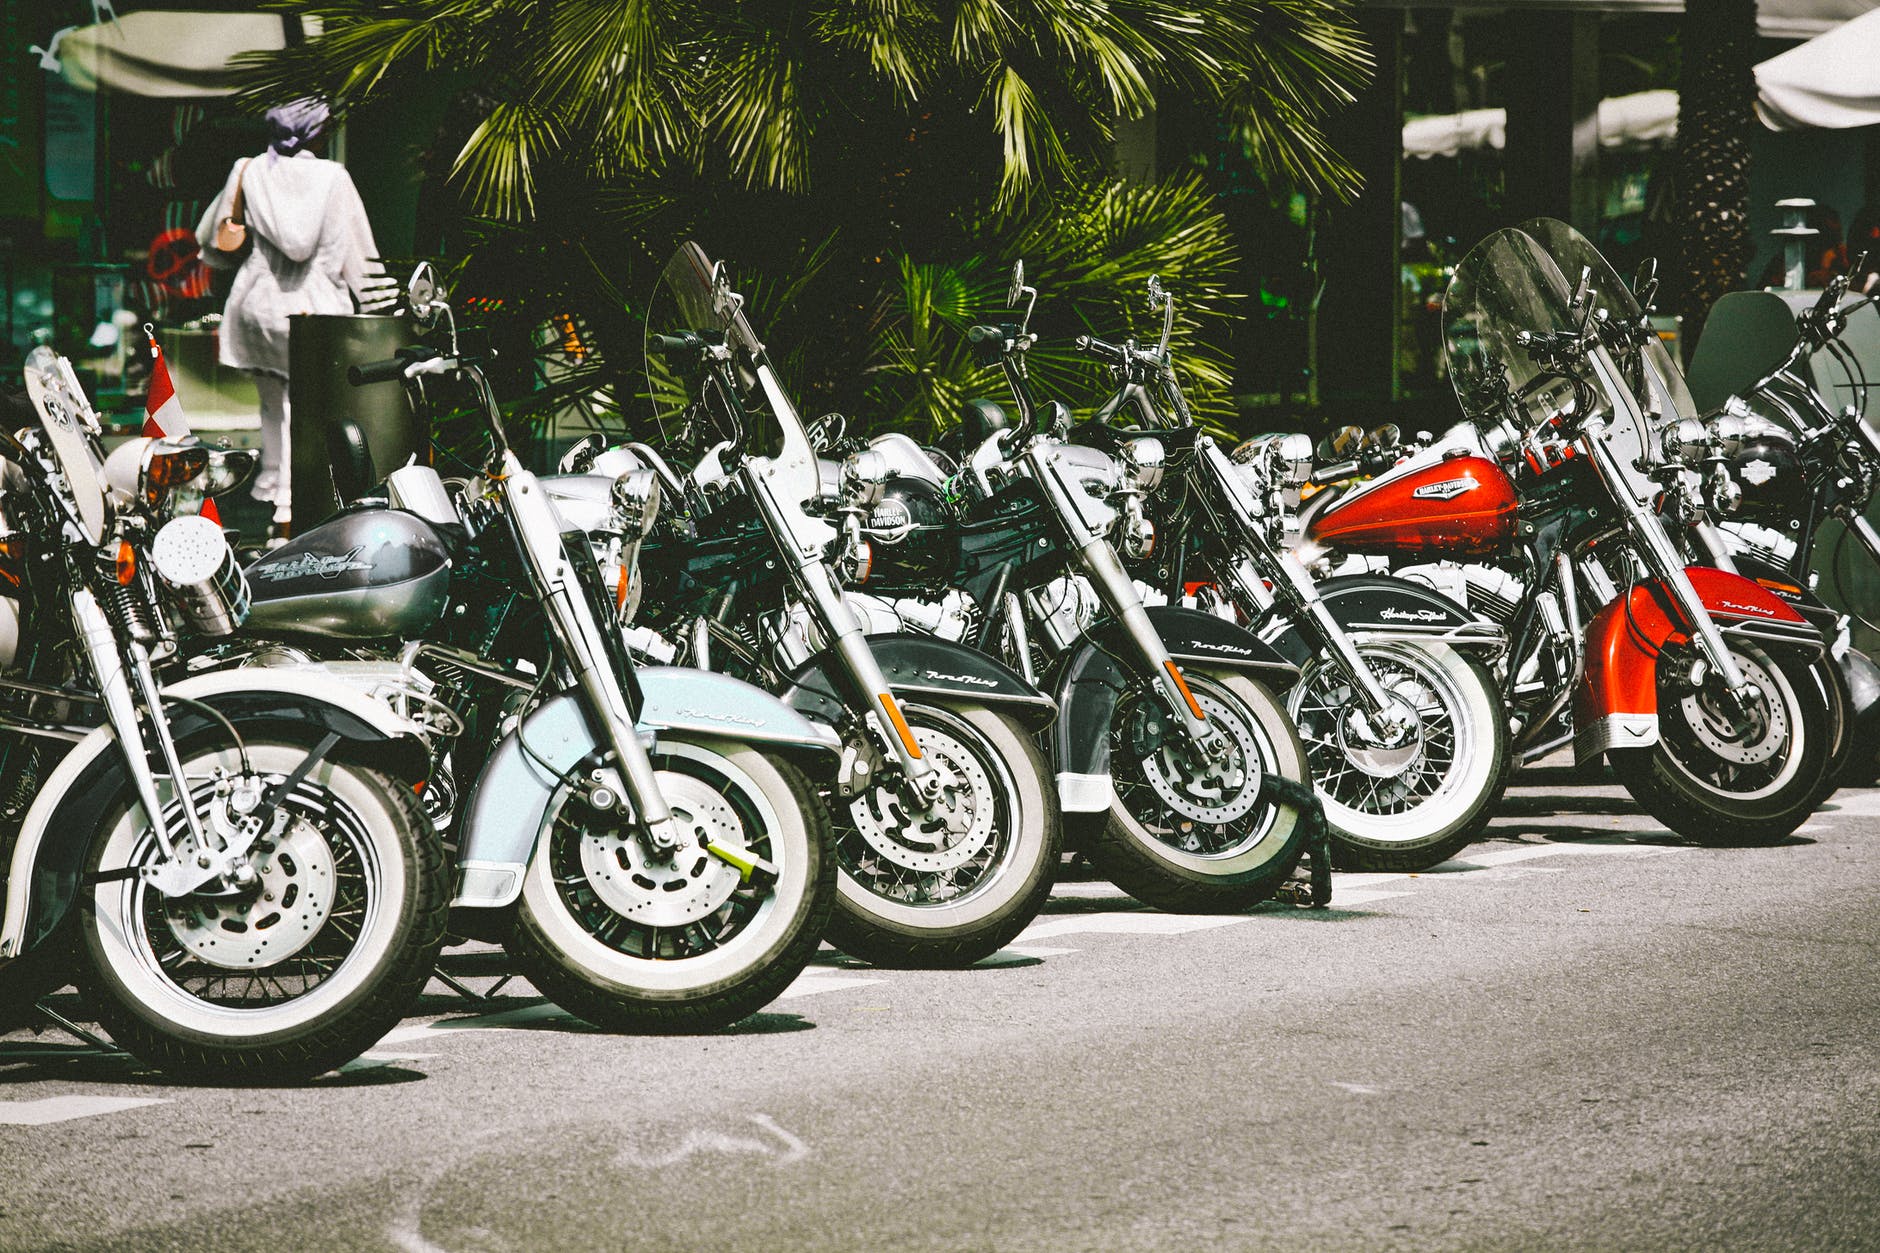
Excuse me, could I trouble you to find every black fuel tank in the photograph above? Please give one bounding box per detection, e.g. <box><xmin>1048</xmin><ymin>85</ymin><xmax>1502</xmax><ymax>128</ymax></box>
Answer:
<box><xmin>244</xmin><ymin>507</ymin><xmax>452</xmax><ymax>640</ymax></box>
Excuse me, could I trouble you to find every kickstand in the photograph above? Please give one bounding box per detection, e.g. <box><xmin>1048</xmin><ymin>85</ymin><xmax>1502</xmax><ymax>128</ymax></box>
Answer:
<box><xmin>33</xmin><ymin>1002</ymin><xmax>125</xmax><ymax>1053</ymax></box>
<box><xmin>435</xmin><ymin>969</ymin><xmax>514</xmax><ymax>1005</ymax></box>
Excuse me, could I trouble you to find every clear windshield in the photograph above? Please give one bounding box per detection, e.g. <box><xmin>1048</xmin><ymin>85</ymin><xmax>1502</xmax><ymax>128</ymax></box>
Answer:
<box><xmin>1518</xmin><ymin>217</ymin><xmax>1696</xmax><ymax>424</ymax></box>
<box><xmin>641</xmin><ymin>243</ymin><xmax>821</xmax><ymax>504</ymax></box>
<box><xmin>1442</xmin><ymin>226</ymin><xmax>1580</xmax><ymax>433</ymax></box>
<box><xmin>21</xmin><ymin>346</ymin><xmax>107</xmax><ymax>544</ymax></box>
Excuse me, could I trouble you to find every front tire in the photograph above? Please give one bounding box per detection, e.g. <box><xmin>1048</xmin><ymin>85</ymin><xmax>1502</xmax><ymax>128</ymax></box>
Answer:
<box><xmin>826</xmin><ymin>703</ymin><xmax>1061</xmax><ymax>968</ymax></box>
<box><xmin>1070</xmin><ymin>668</ymin><xmax>1310</xmax><ymax>912</ymax></box>
<box><xmin>1287</xmin><ymin>642</ymin><xmax>1509</xmax><ymax>872</ymax></box>
<box><xmin>511</xmin><ymin>737</ymin><xmax>833</xmax><ymax>1032</ymax></box>
<box><xmin>1609</xmin><ymin>640</ymin><xmax>1830</xmax><ymax>846</ymax></box>
<box><xmin>75</xmin><ymin>740</ymin><xmax>448</xmax><ymax>1082</ymax></box>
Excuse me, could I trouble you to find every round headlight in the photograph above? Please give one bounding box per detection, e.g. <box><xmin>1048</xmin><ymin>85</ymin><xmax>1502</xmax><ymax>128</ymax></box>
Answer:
<box><xmin>841</xmin><ymin>449</ymin><xmax>890</xmax><ymax>507</ymax></box>
<box><xmin>610</xmin><ymin>468</ymin><xmax>661</xmax><ymax>538</ymax></box>
<box><xmin>1121</xmin><ymin>437</ymin><xmax>1165</xmax><ymax>492</ymax></box>
<box><xmin>1274</xmin><ymin>433</ymin><xmax>1314</xmax><ymax>486</ymax></box>
<box><xmin>1661</xmin><ymin>417</ymin><xmax>1707</xmax><ymax>466</ymax></box>
<box><xmin>1705</xmin><ymin>413</ymin><xmax>1746</xmax><ymax>456</ymax></box>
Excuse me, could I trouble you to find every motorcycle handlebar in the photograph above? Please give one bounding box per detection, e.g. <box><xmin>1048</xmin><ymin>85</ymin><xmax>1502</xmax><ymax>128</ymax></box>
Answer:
<box><xmin>348</xmin><ymin>346</ymin><xmax>440</xmax><ymax>386</ymax></box>
<box><xmin>648</xmin><ymin>332</ymin><xmax>703</xmax><ymax>356</ymax></box>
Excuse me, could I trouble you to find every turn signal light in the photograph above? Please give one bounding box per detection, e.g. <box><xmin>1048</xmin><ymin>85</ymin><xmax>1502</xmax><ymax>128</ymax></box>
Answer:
<box><xmin>115</xmin><ymin>541</ymin><xmax>137</xmax><ymax>586</ymax></box>
<box><xmin>144</xmin><ymin>445</ymin><xmax>210</xmax><ymax>492</ymax></box>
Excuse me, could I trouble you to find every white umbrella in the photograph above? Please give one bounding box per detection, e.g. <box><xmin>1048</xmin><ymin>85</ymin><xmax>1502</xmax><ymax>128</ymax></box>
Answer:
<box><xmin>1756</xmin><ymin>6</ymin><xmax>1880</xmax><ymax>130</ymax></box>
<box><xmin>1403</xmin><ymin>90</ymin><xmax>1680</xmax><ymax>159</ymax></box>
<box><xmin>54</xmin><ymin>11</ymin><xmax>303</xmax><ymax>98</ymax></box>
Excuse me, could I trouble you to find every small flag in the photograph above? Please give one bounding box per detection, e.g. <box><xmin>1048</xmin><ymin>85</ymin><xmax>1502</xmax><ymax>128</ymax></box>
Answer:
<box><xmin>143</xmin><ymin>323</ymin><xmax>190</xmax><ymax>439</ymax></box>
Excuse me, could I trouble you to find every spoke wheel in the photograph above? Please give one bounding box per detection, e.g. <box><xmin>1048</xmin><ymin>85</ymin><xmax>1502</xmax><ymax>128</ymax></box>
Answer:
<box><xmin>1073</xmin><ymin>669</ymin><xmax>1309</xmax><ymax>913</ymax></box>
<box><xmin>1610</xmin><ymin>640</ymin><xmax>1830</xmax><ymax>846</ymax></box>
<box><xmin>76</xmin><ymin>740</ymin><xmax>446</xmax><ymax>1081</ymax></box>
<box><xmin>513</xmin><ymin>737</ymin><xmax>833</xmax><ymax>1032</ymax></box>
<box><xmin>827</xmin><ymin>703</ymin><xmax>1060</xmax><ymax>968</ymax></box>
<box><xmin>1289</xmin><ymin>642</ymin><xmax>1508</xmax><ymax>871</ymax></box>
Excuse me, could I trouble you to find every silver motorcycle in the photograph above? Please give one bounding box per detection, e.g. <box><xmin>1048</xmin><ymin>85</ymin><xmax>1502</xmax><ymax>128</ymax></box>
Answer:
<box><xmin>0</xmin><ymin>348</ymin><xmax>449</xmax><ymax>1079</ymax></box>
<box><xmin>214</xmin><ymin>266</ymin><xmax>841</xmax><ymax>1031</ymax></box>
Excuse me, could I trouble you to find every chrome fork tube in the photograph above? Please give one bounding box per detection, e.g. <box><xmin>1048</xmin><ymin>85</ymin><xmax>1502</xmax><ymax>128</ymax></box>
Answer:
<box><xmin>1075</xmin><ymin>535</ymin><xmax>1214</xmax><ymax>743</ymax></box>
<box><xmin>748</xmin><ymin>472</ymin><xmax>936</xmax><ymax>789</ymax></box>
<box><xmin>501</xmin><ymin>458</ymin><xmax>678</xmax><ymax>846</ymax></box>
<box><xmin>1580</xmin><ymin>350</ymin><xmax>1750</xmax><ymax>692</ymax></box>
<box><xmin>72</xmin><ymin>588</ymin><xmax>184</xmax><ymax>858</ymax></box>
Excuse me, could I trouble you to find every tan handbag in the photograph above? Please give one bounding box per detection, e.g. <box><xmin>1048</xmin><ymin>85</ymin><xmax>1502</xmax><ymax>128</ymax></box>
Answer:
<box><xmin>213</xmin><ymin>160</ymin><xmax>250</xmax><ymax>254</ymax></box>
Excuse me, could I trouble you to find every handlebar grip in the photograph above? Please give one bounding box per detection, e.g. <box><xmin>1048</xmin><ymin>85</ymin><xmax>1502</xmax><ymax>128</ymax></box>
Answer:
<box><xmin>1078</xmin><ymin>335</ymin><xmax>1125</xmax><ymax>362</ymax></box>
<box><xmin>648</xmin><ymin>332</ymin><xmax>701</xmax><ymax>356</ymax></box>
<box><xmin>969</xmin><ymin>323</ymin><xmax>1013</xmax><ymax>366</ymax></box>
<box><xmin>348</xmin><ymin>357</ymin><xmax>411</xmax><ymax>386</ymax></box>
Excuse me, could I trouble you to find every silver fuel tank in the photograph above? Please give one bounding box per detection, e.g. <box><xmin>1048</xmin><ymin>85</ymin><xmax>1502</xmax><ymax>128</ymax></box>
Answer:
<box><xmin>244</xmin><ymin>507</ymin><xmax>452</xmax><ymax>640</ymax></box>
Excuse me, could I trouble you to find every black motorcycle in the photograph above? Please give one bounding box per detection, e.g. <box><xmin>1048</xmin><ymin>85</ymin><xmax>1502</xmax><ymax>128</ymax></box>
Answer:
<box><xmin>822</xmin><ymin>263</ymin><xmax>1328</xmax><ymax>912</ymax></box>
<box><xmin>619</xmin><ymin>243</ymin><xmax>1063</xmax><ymax>968</ymax></box>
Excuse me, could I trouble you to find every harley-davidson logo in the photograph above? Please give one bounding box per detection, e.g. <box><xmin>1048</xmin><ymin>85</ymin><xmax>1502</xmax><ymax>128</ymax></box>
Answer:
<box><xmin>1739</xmin><ymin>458</ymin><xmax>1777</xmax><ymax>486</ymax></box>
<box><xmin>251</xmin><ymin>547</ymin><xmax>373</xmax><ymax>582</ymax></box>
<box><xmin>1378</xmin><ymin>608</ymin><xmax>1448</xmax><ymax>622</ymax></box>
<box><xmin>1411</xmin><ymin>475</ymin><xmax>1478</xmax><ymax>501</ymax></box>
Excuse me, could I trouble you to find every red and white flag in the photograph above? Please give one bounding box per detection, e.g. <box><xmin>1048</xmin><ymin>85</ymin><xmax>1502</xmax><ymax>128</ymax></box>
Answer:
<box><xmin>144</xmin><ymin>324</ymin><xmax>220</xmax><ymax>524</ymax></box>
<box><xmin>143</xmin><ymin>324</ymin><xmax>190</xmax><ymax>440</ymax></box>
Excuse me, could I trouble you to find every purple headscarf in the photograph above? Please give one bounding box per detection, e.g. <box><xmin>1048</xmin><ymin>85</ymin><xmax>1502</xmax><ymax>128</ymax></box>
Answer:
<box><xmin>265</xmin><ymin>97</ymin><xmax>330</xmax><ymax>159</ymax></box>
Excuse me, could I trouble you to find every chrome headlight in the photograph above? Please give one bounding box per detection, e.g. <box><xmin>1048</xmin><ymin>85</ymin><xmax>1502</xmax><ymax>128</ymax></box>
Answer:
<box><xmin>841</xmin><ymin>449</ymin><xmax>890</xmax><ymax>507</ymax></box>
<box><xmin>610</xmin><ymin>468</ymin><xmax>661</xmax><ymax>538</ymax></box>
<box><xmin>1661</xmin><ymin>417</ymin><xmax>1707</xmax><ymax>466</ymax></box>
<box><xmin>1119</xmin><ymin>437</ymin><xmax>1165</xmax><ymax>493</ymax></box>
<box><xmin>1705</xmin><ymin>412</ymin><xmax>1747</xmax><ymax>456</ymax></box>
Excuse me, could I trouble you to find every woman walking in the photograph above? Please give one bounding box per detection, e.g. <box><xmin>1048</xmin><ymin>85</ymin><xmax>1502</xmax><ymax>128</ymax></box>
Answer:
<box><xmin>196</xmin><ymin>97</ymin><xmax>384</xmax><ymax>538</ymax></box>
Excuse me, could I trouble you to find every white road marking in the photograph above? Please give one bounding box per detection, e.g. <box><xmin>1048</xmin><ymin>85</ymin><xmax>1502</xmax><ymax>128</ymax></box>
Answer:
<box><xmin>0</xmin><ymin>1096</ymin><xmax>164</xmax><ymax>1126</ymax></box>
<box><xmin>1016</xmin><ymin>913</ymin><xmax>1253</xmax><ymax>943</ymax></box>
<box><xmin>1328</xmin><ymin>1081</ymin><xmax>1386</xmax><ymax>1095</ymax></box>
<box><xmin>618</xmin><ymin>1113</ymin><xmax>809</xmax><ymax>1168</ymax></box>
<box><xmin>1001</xmin><ymin>944</ymin><xmax>1080</xmax><ymax>958</ymax></box>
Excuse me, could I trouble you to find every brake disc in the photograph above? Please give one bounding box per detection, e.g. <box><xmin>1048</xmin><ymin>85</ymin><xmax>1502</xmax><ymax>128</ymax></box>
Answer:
<box><xmin>163</xmin><ymin>817</ymin><xmax>335</xmax><ymax>969</ymax></box>
<box><xmin>1678</xmin><ymin>653</ymin><xmax>1786</xmax><ymax>766</ymax></box>
<box><xmin>848</xmin><ymin>725</ymin><xmax>998</xmax><ymax>873</ymax></box>
<box><xmin>1137</xmin><ymin>688</ymin><xmax>1263</xmax><ymax>825</ymax></box>
<box><xmin>574</xmin><ymin>773</ymin><xmax>746</xmax><ymax>927</ymax></box>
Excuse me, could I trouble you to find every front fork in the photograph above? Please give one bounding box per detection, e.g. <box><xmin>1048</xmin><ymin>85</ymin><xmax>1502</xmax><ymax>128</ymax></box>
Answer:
<box><xmin>501</xmin><ymin>457</ymin><xmax>684</xmax><ymax>855</ymax></box>
<box><xmin>1073</xmin><ymin>536</ymin><xmax>1221</xmax><ymax>753</ymax></box>
<box><xmin>747</xmin><ymin>471</ymin><xmax>940</xmax><ymax>803</ymax></box>
<box><xmin>1576</xmin><ymin>402</ymin><xmax>1753</xmax><ymax>698</ymax></box>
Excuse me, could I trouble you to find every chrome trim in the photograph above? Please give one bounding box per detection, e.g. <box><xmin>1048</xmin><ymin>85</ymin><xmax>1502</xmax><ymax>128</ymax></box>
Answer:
<box><xmin>1055</xmin><ymin>771</ymin><xmax>1114</xmax><ymax>813</ymax></box>
<box><xmin>1575</xmin><ymin>712</ymin><xmax>1658</xmax><ymax>761</ymax></box>
<box><xmin>453</xmin><ymin>860</ymin><xmax>527</xmax><ymax>910</ymax></box>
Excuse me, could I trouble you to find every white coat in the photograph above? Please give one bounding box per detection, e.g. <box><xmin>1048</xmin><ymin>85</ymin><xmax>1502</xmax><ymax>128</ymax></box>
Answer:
<box><xmin>195</xmin><ymin>151</ymin><xmax>380</xmax><ymax>377</ymax></box>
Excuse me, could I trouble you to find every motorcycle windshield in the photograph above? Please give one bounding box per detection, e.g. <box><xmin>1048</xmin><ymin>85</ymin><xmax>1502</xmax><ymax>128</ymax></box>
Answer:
<box><xmin>1442</xmin><ymin>226</ymin><xmax>1580</xmax><ymax>433</ymax></box>
<box><xmin>643</xmin><ymin>242</ymin><xmax>821</xmax><ymax>505</ymax></box>
<box><xmin>1518</xmin><ymin>217</ymin><xmax>1697</xmax><ymax>426</ymax></box>
<box><xmin>21</xmin><ymin>346</ymin><xmax>107</xmax><ymax>545</ymax></box>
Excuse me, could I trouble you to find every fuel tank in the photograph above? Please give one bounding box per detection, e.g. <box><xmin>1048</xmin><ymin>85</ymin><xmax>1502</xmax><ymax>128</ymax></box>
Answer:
<box><xmin>244</xmin><ymin>507</ymin><xmax>452</xmax><ymax>640</ymax></box>
<box><xmin>1304</xmin><ymin>451</ymin><xmax>1517</xmax><ymax>557</ymax></box>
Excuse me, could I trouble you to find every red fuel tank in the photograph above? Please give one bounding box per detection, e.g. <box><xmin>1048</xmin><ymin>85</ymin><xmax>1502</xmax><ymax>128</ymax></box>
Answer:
<box><xmin>1305</xmin><ymin>454</ymin><xmax>1517</xmax><ymax>557</ymax></box>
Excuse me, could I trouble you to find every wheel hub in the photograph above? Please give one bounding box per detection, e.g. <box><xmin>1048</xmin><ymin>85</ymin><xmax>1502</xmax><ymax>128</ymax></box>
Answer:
<box><xmin>162</xmin><ymin>818</ymin><xmax>334</xmax><ymax>969</ymax></box>
<box><xmin>1137</xmin><ymin>688</ymin><xmax>1263</xmax><ymax>824</ymax></box>
<box><xmin>574</xmin><ymin>775</ymin><xmax>745</xmax><ymax>926</ymax></box>
<box><xmin>1336</xmin><ymin>698</ymin><xmax>1426</xmax><ymax>779</ymax></box>
<box><xmin>850</xmin><ymin>726</ymin><xmax>998</xmax><ymax>873</ymax></box>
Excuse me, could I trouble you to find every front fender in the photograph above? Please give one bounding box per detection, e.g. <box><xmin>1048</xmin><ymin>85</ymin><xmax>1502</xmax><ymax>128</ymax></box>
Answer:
<box><xmin>1573</xmin><ymin>566</ymin><xmax>1823</xmax><ymax>761</ymax></box>
<box><xmin>451</xmin><ymin>673</ymin><xmax>839</xmax><ymax>911</ymax></box>
<box><xmin>1</xmin><ymin>671</ymin><xmax>431</xmax><ymax>963</ymax></box>
<box><xmin>1264</xmin><ymin>574</ymin><xmax>1503</xmax><ymax>656</ymax></box>
<box><xmin>778</xmin><ymin>633</ymin><xmax>1057</xmax><ymax>732</ymax></box>
<box><xmin>1045</xmin><ymin>608</ymin><xmax>1296</xmax><ymax>812</ymax></box>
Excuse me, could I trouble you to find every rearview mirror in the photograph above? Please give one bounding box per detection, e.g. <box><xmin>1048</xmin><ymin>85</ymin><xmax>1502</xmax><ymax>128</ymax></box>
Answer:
<box><xmin>1008</xmin><ymin>260</ymin><xmax>1026</xmax><ymax>308</ymax></box>
<box><xmin>407</xmin><ymin>262</ymin><xmax>439</xmax><ymax>326</ymax></box>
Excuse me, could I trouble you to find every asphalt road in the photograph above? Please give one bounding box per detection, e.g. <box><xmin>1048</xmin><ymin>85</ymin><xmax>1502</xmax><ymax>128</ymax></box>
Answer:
<box><xmin>4</xmin><ymin>763</ymin><xmax>1877</xmax><ymax>1252</ymax></box>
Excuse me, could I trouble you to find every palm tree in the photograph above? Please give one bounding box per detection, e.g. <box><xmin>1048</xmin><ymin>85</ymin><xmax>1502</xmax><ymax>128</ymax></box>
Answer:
<box><xmin>239</xmin><ymin>0</ymin><xmax>1373</xmax><ymax>432</ymax></box>
<box><xmin>1672</xmin><ymin>0</ymin><xmax>1759</xmax><ymax>355</ymax></box>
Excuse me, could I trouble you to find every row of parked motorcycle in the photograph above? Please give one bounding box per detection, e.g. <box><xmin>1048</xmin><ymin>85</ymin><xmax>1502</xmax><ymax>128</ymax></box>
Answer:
<box><xmin>1</xmin><ymin>218</ymin><xmax>1875</xmax><ymax>1082</ymax></box>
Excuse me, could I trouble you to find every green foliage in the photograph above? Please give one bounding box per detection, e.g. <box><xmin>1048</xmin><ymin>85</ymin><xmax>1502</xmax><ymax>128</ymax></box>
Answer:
<box><xmin>238</xmin><ymin>0</ymin><xmax>1372</xmax><ymax>445</ymax></box>
<box><xmin>862</xmin><ymin>173</ymin><xmax>1244</xmax><ymax>438</ymax></box>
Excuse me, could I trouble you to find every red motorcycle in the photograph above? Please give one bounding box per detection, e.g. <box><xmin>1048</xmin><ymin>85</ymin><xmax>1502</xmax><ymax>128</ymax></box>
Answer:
<box><xmin>1295</xmin><ymin>219</ymin><xmax>1833</xmax><ymax>844</ymax></box>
